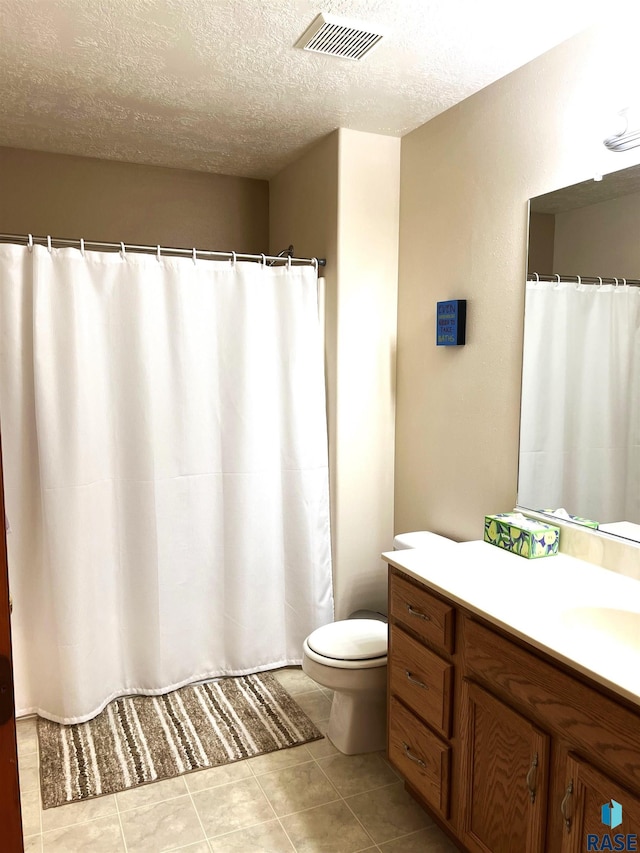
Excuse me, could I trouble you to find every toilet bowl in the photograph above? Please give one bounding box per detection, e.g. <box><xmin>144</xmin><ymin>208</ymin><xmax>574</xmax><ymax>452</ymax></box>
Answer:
<box><xmin>302</xmin><ymin>616</ymin><xmax>388</xmax><ymax>754</ymax></box>
<box><xmin>302</xmin><ymin>531</ymin><xmax>455</xmax><ymax>754</ymax></box>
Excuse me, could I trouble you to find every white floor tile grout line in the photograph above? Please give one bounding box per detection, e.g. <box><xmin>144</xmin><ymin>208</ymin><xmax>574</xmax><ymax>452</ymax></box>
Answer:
<box><xmin>193</xmin><ymin>814</ymin><xmax>283</xmax><ymax>844</ymax></box>
<box><xmin>183</xmin><ymin>782</ymin><xmax>215</xmax><ymax>852</ymax></box>
<box><xmin>386</xmin><ymin>825</ymin><xmax>436</xmax><ymax>844</ymax></box>
<box><xmin>170</xmin><ymin>841</ymin><xmax>214</xmax><ymax>852</ymax></box>
<box><xmin>248</xmin><ymin>746</ymin><xmax>361</xmax><ymax>852</ymax></box>
<box><xmin>275</xmin><ymin>816</ymin><xmax>298</xmax><ymax>853</ymax></box>
<box><xmin>311</xmin><ymin>752</ymin><xmax>380</xmax><ymax>849</ymax></box>
<box><xmin>252</xmin><ymin>763</ymin><xmax>338</xmax><ymax>820</ymax></box>
<box><xmin>113</xmin><ymin>789</ymin><xmax>130</xmax><ymax>853</ymax></box>
<box><xmin>115</xmin><ymin>787</ymin><xmax>191</xmax><ymax>814</ymax></box>
<box><xmin>26</xmin><ymin>719</ymin><xmax>43</xmax><ymax>841</ymax></box>
<box><xmin>302</xmin><ymin>713</ymin><xmax>433</xmax><ymax>850</ymax></box>
<box><xmin>192</xmin><ymin>773</ymin><xmax>284</xmax><ymax>845</ymax></box>
<box><xmin>35</xmin><ymin>758</ymin><xmax>43</xmax><ymax>838</ymax></box>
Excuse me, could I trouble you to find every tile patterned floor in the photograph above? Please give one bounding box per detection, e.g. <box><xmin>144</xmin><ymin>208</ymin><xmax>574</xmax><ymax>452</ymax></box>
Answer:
<box><xmin>18</xmin><ymin>668</ymin><xmax>459</xmax><ymax>853</ymax></box>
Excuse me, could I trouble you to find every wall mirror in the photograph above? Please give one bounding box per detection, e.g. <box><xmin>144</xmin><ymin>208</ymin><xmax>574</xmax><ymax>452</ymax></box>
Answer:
<box><xmin>517</xmin><ymin>164</ymin><xmax>640</xmax><ymax>543</ymax></box>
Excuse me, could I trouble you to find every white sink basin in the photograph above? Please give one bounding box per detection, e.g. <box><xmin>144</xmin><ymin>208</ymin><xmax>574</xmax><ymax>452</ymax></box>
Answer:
<box><xmin>560</xmin><ymin>606</ymin><xmax>640</xmax><ymax>650</ymax></box>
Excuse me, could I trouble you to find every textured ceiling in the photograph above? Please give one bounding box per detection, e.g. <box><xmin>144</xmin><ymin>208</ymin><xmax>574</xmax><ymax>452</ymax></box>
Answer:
<box><xmin>0</xmin><ymin>0</ymin><xmax>604</xmax><ymax>179</ymax></box>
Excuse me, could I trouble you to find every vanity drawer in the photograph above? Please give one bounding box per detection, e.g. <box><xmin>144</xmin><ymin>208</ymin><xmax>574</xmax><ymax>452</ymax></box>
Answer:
<box><xmin>389</xmin><ymin>625</ymin><xmax>453</xmax><ymax>738</ymax></box>
<box><xmin>388</xmin><ymin>695</ymin><xmax>450</xmax><ymax>817</ymax></box>
<box><xmin>390</xmin><ymin>571</ymin><xmax>455</xmax><ymax>654</ymax></box>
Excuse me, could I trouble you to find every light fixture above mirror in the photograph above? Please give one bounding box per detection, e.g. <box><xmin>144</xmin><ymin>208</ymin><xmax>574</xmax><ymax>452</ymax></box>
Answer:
<box><xmin>604</xmin><ymin>108</ymin><xmax>640</xmax><ymax>151</ymax></box>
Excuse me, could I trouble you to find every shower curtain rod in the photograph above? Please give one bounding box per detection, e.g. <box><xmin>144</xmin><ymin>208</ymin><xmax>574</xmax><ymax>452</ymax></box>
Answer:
<box><xmin>528</xmin><ymin>272</ymin><xmax>640</xmax><ymax>287</ymax></box>
<box><xmin>0</xmin><ymin>233</ymin><xmax>327</xmax><ymax>268</ymax></box>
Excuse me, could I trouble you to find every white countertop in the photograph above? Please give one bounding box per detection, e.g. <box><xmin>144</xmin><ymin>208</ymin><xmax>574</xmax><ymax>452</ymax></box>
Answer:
<box><xmin>599</xmin><ymin>521</ymin><xmax>640</xmax><ymax>541</ymax></box>
<box><xmin>382</xmin><ymin>540</ymin><xmax>640</xmax><ymax>707</ymax></box>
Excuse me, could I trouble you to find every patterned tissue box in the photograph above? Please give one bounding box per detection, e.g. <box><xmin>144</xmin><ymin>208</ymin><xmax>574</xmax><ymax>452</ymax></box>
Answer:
<box><xmin>541</xmin><ymin>510</ymin><xmax>599</xmax><ymax>529</ymax></box>
<box><xmin>484</xmin><ymin>513</ymin><xmax>559</xmax><ymax>559</ymax></box>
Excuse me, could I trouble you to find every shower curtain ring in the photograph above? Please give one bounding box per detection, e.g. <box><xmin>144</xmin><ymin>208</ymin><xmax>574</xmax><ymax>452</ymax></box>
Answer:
<box><xmin>47</xmin><ymin>235</ymin><xmax>52</xmax><ymax>253</ymax></box>
<box><xmin>80</xmin><ymin>238</ymin><xmax>85</xmax><ymax>257</ymax></box>
<box><xmin>287</xmin><ymin>255</ymin><xmax>292</xmax><ymax>271</ymax></box>
<box><xmin>156</xmin><ymin>245</ymin><xmax>161</xmax><ymax>261</ymax></box>
<box><xmin>623</xmin><ymin>278</ymin><xmax>627</xmax><ymax>286</ymax></box>
<box><xmin>192</xmin><ymin>248</ymin><xmax>197</xmax><ymax>265</ymax></box>
<box><xmin>312</xmin><ymin>257</ymin><xmax>318</xmax><ymax>272</ymax></box>
<box><xmin>533</xmin><ymin>273</ymin><xmax>539</xmax><ymax>282</ymax></box>
<box><xmin>120</xmin><ymin>242</ymin><xmax>126</xmax><ymax>259</ymax></box>
<box><xmin>261</xmin><ymin>253</ymin><xmax>266</xmax><ymax>267</ymax></box>
<box><xmin>230</xmin><ymin>251</ymin><xmax>236</xmax><ymax>266</ymax></box>
<box><xmin>576</xmin><ymin>276</ymin><xmax>581</xmax><ymax>285</ymax></box>
<box><xmin>27</xmin><ymin>234</ymin><xmax>33</xmax><ymax>251</ymax></box>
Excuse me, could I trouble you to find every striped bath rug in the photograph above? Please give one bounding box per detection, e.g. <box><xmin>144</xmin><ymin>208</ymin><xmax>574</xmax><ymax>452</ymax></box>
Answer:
<box><xmin>37</xmin><ymin>672</ymin><xmax>322</xmax><ymax>809</ymax></box>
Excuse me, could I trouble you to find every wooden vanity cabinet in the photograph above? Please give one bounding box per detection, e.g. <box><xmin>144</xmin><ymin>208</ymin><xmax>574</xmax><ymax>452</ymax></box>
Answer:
<box><xmin>460</xmin><ymin>679</ymin><xmax>549</xmax><ymax>853</ymax></box>
<box><xmin>386</xmin><ymin>565</ymin><xmax>640</xmax><ymax>853</ymax></box>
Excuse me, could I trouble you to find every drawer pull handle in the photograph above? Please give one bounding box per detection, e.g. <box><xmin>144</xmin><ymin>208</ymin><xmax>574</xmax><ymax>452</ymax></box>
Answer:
<box><xmin>560</xmin><ymin>780</ymin><xmax>573</xmax><ymax>832</ymax></box>
<box><xmin>526</xmin><ymin>752</ymin><xmax>538</xmax><ymax>804</ymax></box>
<box><xmin>405</xmin><ymin>670</ymin><xmax>429</xmax><ymax>690</ymax></box>
<box><xmin>402</xmin><ymin>742</ymin><xmax>426</xmax><ymax>768</ymax></box>
<box><xmin>406</xmin><ymin>604</ymin><xmax>431</xmax><ymax>622</ymax></box>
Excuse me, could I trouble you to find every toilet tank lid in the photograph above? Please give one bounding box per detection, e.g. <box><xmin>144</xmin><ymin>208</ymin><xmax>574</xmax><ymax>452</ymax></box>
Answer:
<box><xmin>393</xmin><ymin>531</ymin><xmax>455</xmax><ymax>549</ymax></box>
<box><xmin>306</xmin><ymin>619</ymin><xmax>387</xmax><ymax>661</ymax></box>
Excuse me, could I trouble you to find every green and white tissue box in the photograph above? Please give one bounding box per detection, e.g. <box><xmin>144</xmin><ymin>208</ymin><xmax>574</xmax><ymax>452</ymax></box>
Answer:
<box><xmin>484</xmin><ymin>513</ymin><xmax>559</xmax><ymax>559</ymax></box>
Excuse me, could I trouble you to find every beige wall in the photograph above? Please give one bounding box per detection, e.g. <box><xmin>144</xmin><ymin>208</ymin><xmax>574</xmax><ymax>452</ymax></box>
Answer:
<box><xmin>269</xmin><ymin>131</ymin><xmax>340</xmax><ymax>598</ymax></box>
<box><xmin>0</xmin><ymin>147</ymin><xmax>269</xmax><ymax>252</ymax></box>
<box><xmin>334</xmin><ymin>129</ymin><xmax>400</xmax><ymax>617</ymax></box>
<box><xmin>395</xmin><ymin>21</ymin><xmax>640</xmax><ymax>543</ymax></box>
<box><xmin>270</xmin><ymin>129</ymin><xmax>400</xmax><ymax>618</ymax></box>
<box><xmin>554</xmin><ymin>190</ymin><xmax>640</xmax><ymax>278</ymax></box>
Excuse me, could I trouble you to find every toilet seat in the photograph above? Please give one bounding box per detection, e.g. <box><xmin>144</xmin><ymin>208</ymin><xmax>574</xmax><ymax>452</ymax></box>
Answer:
<box><xmin>304</xmin><ymin>619</ymin><xmax>387</xmax><ymax>669</ymax></box>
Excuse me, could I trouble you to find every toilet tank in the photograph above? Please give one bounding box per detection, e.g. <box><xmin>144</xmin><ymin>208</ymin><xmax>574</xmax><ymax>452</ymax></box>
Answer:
<box><xmin>393</xmin><ymin>531</ymin><xmax>455</xmax><ymax>550</ymax></box>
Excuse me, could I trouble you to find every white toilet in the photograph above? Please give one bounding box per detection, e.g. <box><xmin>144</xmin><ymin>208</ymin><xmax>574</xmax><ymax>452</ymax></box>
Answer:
<box><xmin>302</xmin><ymin>531</ymin><xmax>454</xmax><ymax>754</ymax></box>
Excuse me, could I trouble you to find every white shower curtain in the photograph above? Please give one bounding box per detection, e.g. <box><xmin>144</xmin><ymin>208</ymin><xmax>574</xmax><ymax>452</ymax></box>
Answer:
<box><xmin>0</xmin><ymin>243</ymin><xmax>333</xmax><ymax>724</ymax></box>
<box><xmin>518</xmin><ymin>279</ymin><xmax>640</xmax><ymax>524</ymax></box>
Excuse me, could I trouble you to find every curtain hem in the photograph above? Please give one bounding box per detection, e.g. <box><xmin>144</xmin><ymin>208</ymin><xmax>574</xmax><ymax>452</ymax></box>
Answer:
<box><xmin>16</xmin><ymin>656</ymin><xmax>305</xmax><ymax>725</ymax></box>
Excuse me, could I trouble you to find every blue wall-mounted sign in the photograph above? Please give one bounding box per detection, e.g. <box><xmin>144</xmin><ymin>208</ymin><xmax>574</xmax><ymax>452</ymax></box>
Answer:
<box><xmin>436</xmin><ymin>299</ymin><xmax>466</xmax><ymax>346</ymax></box>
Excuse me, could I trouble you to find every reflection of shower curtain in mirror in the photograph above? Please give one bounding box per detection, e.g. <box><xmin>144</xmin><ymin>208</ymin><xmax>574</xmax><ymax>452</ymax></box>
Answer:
<box><xmin>518</xmin><ymin>280</ymin><xmax>640</xmax><ymax>524</ymax></box>
<box><xmin>0</xmin><ymin>244</ymin><xmax>333</xmax><ymax>724</ymax></box>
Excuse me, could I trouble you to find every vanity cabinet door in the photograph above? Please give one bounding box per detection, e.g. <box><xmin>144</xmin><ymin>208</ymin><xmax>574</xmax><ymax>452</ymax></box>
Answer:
<box><xmin>460</xmin><ymin>679</ymin><xmax>549</xmax><ymax>853</ymax></box>
<box><xmin>559</xmin><ymin>754</ymin><xmax>640</xmax><ymax>853</ymax></box>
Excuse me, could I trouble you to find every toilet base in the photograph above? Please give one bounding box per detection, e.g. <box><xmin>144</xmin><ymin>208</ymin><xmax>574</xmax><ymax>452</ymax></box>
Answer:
<box><xmin>326</xmin><ymin>686</ymin><xmax>387</xmax><ymax>755</ymax></box>
<box><xmin>302</xmin><ymin>654</ymin><xmax>387</xmax><ymax>754</ymax></box>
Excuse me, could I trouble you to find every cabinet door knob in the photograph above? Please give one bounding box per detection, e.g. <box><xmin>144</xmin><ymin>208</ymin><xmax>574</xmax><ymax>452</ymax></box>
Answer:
<box><xmin>526</xmin><ymin>752</ymin><xmax>538</xmax><ymax>804</ymax></box>
<box><xmin>402</xmin><ymin>742</ymin><xmax>426</xmax><ymax>768</ymax></box>
<box><xmin>405</xmin><ymin>670</ymin><xmax>429</xmax><ymax>690</ymax></box>
<box><xmin>406</xmin><ymin>604</ymin><xmax>430</xmax><ymax>622</ymax></box>
<box><xmin>560</xmin><ymin>780</ymin><xmax>573</xmax><ymax>832</ymax></box>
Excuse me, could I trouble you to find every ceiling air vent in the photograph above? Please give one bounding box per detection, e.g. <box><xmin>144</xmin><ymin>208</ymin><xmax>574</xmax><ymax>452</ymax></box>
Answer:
<box><xmin>295</xmin><ymin>13</ymin><xmax>383</xmax><ymax>61</ymax></box>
